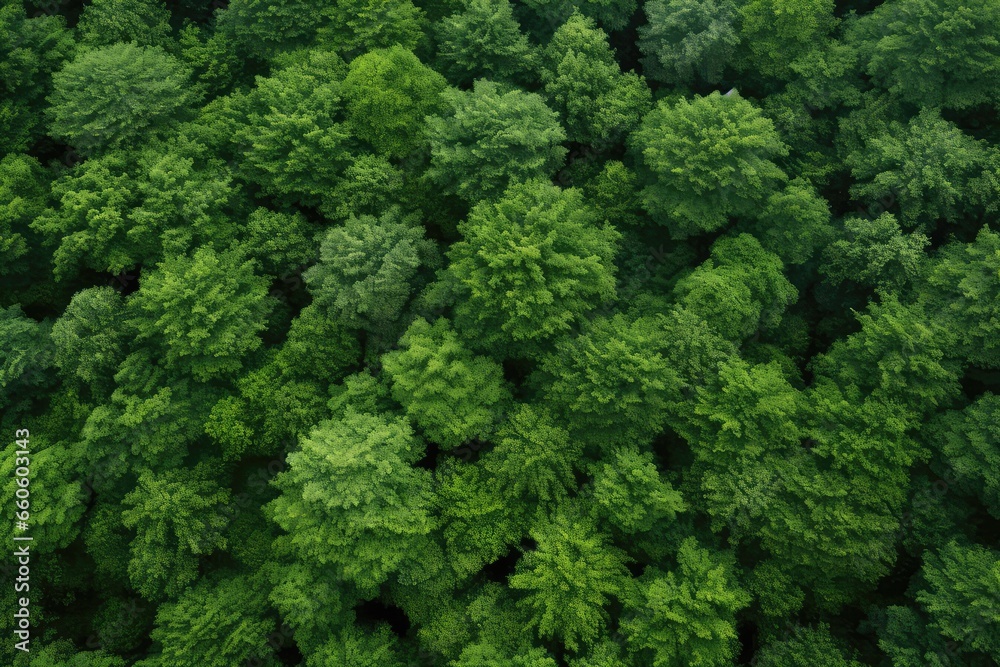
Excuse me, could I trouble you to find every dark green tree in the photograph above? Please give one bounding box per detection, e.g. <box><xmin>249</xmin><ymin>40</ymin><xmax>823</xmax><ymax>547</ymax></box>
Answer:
<box><xmin>47</xmin><ymin>43</ymin><xmax>197</xmax><ymax>155</ymax></box>
<box><xmin>50</xmin><ymin>287</ymin><xmax>127</xmax><ymax>397</ymax></box>
<box><xmin>0</xmin><ymin>4</ymin><xmax>73</xmax><ymax>155</ymax></box>
<box><xmin>76</xmin><ymin>0</ymin><xmax>171</xmax><ymax>48</ymax></box>
<box><xmin>844</xmin><ymin>108</ymin><xmax>995</xmax><ymax>228</ymax></box>
<box><xmin>0</xmin><ymin>305</ymin><xmax>54</xmax><ymax>411</ymax></box>
<box><xmin>929</xmin><ymin>395</ymin><xmax>1000</xmax><ymax>517</ymax></box>
<box><xmin>916</xmin><ymin>541</ymin><xmax>1000</xmax><ymax>661</ymax></box>
<box><xmin>736</xmin><ymin>0</ymin><xmax>837</xmax><ymax>80</ymax></box>
<box><xmin>821</xmin><ymin>213</ymin><xmax>929</xmax><ymax>293</ymax></box>
<box><xmin>304</xmin><ymin>208</ymin><xmax>439</xmax><ymax>340</ymax></box>
<box><xmin>318</xmin><ymin>0</ymin><xmax>426</xmax><ymax>57</ymax></box>
<box><xmin>921</xmin><ymin>228</ymin><xmax>1000</xmax><ymax>368</ymax></box>
<box><xmin>861</xmin><ymin>0</ymin><xmax>1000</xmax><ymax>109</ymax></box>
<box><xmin>754</xmin><ymin>624</ymin><xmax>864</xmax><ymax>667</ymax></box>
<box><xmin>638</xmin><ymin>0</ymin><xmax>739</xmax><ymax>85</ymax></box>
<box><xmin>0</xmin><ymin>154</ymin><xmax>47</xmax><ymax>278</ymax></box>
<box><xmin>121</xmin><ymin>465</ymin><xmax>232</xmax><ymax>600</ymax></box>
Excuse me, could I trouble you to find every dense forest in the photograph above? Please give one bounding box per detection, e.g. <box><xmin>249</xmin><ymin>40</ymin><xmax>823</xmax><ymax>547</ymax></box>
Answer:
<box><xmin>2</xmin><ymin>0</ymin><xmax>1000</xmax><ymax>664</ymax></box>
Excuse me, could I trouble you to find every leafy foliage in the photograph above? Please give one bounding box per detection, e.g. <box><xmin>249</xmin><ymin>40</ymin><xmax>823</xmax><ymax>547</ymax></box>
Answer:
<box><xmin>632</xmin><ymin>92</ymin><xmax>788</xmax><ymax>237</ymax></box>
<box><xmin>426</xmin><ymin>81</ymin><xmax>567</xmax><ymax>202</ymax></box>
<box><xmin>47</xmin><ymin>43</ymin><xmax>197</xmax><ymax>155</ymax></box>
<box><xmin>4</xmin><ymin>2</ymin><xmax>1000</xmax><ymax>664</ymax></box>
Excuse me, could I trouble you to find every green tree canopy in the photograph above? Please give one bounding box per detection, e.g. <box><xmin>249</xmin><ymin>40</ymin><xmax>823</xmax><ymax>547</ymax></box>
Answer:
<box><xmin>622</xmin><ymin>538</ymin><xmax>750</xmax><ymax>667</ymax></box>
<box><xmin>50</xmin><ymin>287</ymin><xmax>126</xmax><ymax>397</ymax></box>
<box><xmin>0</xmin><ymin>305</ymin><xmax>54</xmax><ymax>411</ymax></box>
<box><xmin>844</xmin><ymin>108</ymin><xmax>995</xmax><ymax>228</ymax></box>
<box><xmin>382</xmin><ymin>317</ymin><xmax>511</xmax><ymax>448</ymax></box>
<box><xmin>47</xmin><ymin>43</ymin><xmax>197</xmax><ymax>155</ymax></box>
<box><xmin>860</xmin><ymin>0</ymin><xmax>1000</xmax><ymax>109</ymax></box>
<box><xmin>317</xmin><ymin>0</ymin><xmax>426</xmax><ymax>58</ymax></box>
<box><xmin>736</xmin><ymin>0</ymin><xmax>837</xmax><ymax>80</ymax></box>
<box><xmin>444</xmin><ymin>180</ymin><xmax>619</xmax><ymax>355</ymax></box>
<box><xmin>509</xmin><ymin>508</ymin><xmax>631</xmax><ymax>652</ymax></box>
<box><xmin>673</xmin><ymin>234</ymin><xmax>797</xmax><ymax>342</ymax></box>
<box><xmin>821</xmin><ymin>213</ymin><xmax>929</xmax><ymax>293</ymax></box>
<box><xmin>916</xmin><ymin>541</ymin><xmax>1000</xmax><ymax>661</ymax></box>
<box><xmin>921</xmin><ymin>228</ymin><xmax>1000</xmax><ymax>368</ymax></box>
<box><xmin>754</xmin><ymin>624</ymin><xmax>864</xmax><ymax>667</ymax></box>
<box><xmin>632</xmin><ymin>92</ymin><xmax>788</xmax><ymax>238</ymax></box>
<box><xmin>638</xmin><ymin>0</ymin><xmax>740</xmax><ymax>85</ymax></box>
<box><xmin>540</xmin><ymin>314</ymin><xmax>680</xmax><ymax>448</ymax></box>
<box><xmin>230</xmin><ymin>50</ymin><xmax>352</xmax><ymax>212</ymax></box>
<box><xmin>214</xmin><ymin>0</ymin><xmax>324</xmax><ymax>60</ymax></box>
<box><xmin>0</xmin><ymin>4</ymin><xmax>73</xmax><ymax>155</ymax></box>
<box><xmin>128</xmin><ymin>247</ymin><xmax>273</xmax><ymax>381</ymax></box>
<box><xmin>142</xmin><ymin>573</ymin><xmax>277</xmax><ymax>667</ymax></box>
<box><xmin>341</xmin><ymin>46</ymin><xmax>447</xmax><ymax>157</ymax></box>
<box><xmin>740</xmin><ymin>177</ymin><xmax>834</xmax><ymax>266</ymax></box>
<box><xmin>0</xmin><ymin>154</ymin><xmax>47</xmax><ymax>277</ymax></box>
<box><xmin>76</xmin><ymin>0</ymin><xmax>172</xmax><ymax>48</ymax></box>
<box><xmin>435</xmin><ymin>0</ymin><xmax>535</xmax><ymax>84</ymax></box>
<box><xmin>426</xmin><ymin>81</ymin><xmax>567</xmax><ymax>203</ymax></box>
<box><xmin>304</xmin><ymin>207</ymin><xmax>439</xmax><ymax>339</ymax></box>
<box><xmin>929</xmin><ymin>394</ymin><xmax>1000</xmax><ymax>517</ymax></box>
<box><xmin>268</xmin><ymin>410</ymin><xmax>437</xmax><ymax>594</ymax></box>
<box><xmin>482</xmin><ymin>404</ymin><xmax>582</xmax><ymax>508</ymax></box>
<box><xmin>590</xmin><ymin>444</ymin><xmax>686</xmax><ymax>534</ymax></box>
<box><xmin>121</xmin><ymin>465</ymin><xmax>232</xmax><ymax>600</ymax></box>
<box><xmin>539</xmin><ymin>12</ymin><xmax>651</xmax><ymax>144</ymax></box>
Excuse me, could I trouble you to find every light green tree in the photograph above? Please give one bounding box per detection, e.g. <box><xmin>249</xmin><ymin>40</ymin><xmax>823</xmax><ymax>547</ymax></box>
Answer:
<box><xmin>268</xmin><ymin>410</ymin><xmax>436</xmax><ymax>594</ymax></box>
<box><xmin>445</xmin><ymin>180</ymin><xmax>619</xmax><ymax>354</ymax></box>
<box><xmin>540</xmin><ymin>12</ymin><xmax>651</xmax><ymax>144</ymax></box>
<box><xmin>673</xmin><ymin>234</ymin><xmax>797</xmax><ymax>342</ymax></box>
<box><xmin>509</xmin><ymin>508</ymin><xmax>631</xmax><ymax>651</ymax></box>
<box><xmin>435</xmin><ymin>0</ymin><xmax>535</xmax><ymax>84</ymax></box>
<box><xmin>540</xmin><ymin>314</ymin><xmax>680</xmax><ymax>448</ymax></box>
<box><xmin>590</xmin><ymin>444</ymin><xmax>686</xmax><ymax>534</ymax></box>
<box><xmin>128</xmin><ymin>247</ymin><xmax>273</xmax><ymax>381</ymax></box>
<box><xmin>426</xmin><ymin>81</ymin><xmax>567</xmax><ymax>203</ymax></box>
<box><xmin>341</xmin><ymin>46</ymin><xmax>447</xmax><ymax>157</ymax></box>
<box><xmin>632</xmin><ymin>92</ymin><xmax>788</xmax><ymax>237</ymax></box>
<box><xmin>142</xmin><ymin>573</ymin><xmax>277</xmax><ymax>667</ymax></box>
<box><xmin>382</xmin><ymin>317</ymin><xmax>511</xmax><ymax>448</ymax></box>
<box><xmin>622</xmin><ymin>538</ymin><xmax>750</xmax><ymax>667</ymax></box>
